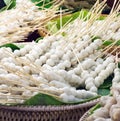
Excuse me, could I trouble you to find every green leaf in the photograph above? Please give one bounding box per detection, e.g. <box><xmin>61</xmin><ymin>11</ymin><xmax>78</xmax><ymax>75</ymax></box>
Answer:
<box><xmin>99</xmin><ymin>74</ymin><xmax>113</xmax><ymax>89</ymax></box>
<box><xmin>0</xmin><ymin>43</ymin><xmax>20</xmax><ymax>51</ymax></box>
<box><xmin>89</xmin><ymin>103</ymin><xmax>101</xmax><ymax>114</ymax></box>
<box><xmin>55</xmin><ymin>10</ymin><xmax>89</xmax><ymax>30</ymax></box>
<box><xmin>4</xmin><ymin>0</ymin><xmax>16</xmax><ymax>9</ymax></box>
<box><xmin>98</xmin><ymin>15</ymin><xmax>106</xmax><ymax>20</ymax></box>
<box><xmin>47</xmin><ymin>9</ymin><xmax>106</xmax><ymax>33</ymax></box>
<box><xmin>7</xmin><ymin>0</ymin><xmax>16</xmax><ymax>9</ymax></box>
<box><xmin>116</xmin><ymin>40</ymin><xmax>120</xmax><ymax>45</ymax></box>
<box><xmin>73</xmin><ymin>95</ymin><xmax>100</xmax><ymax>105</ymax></box>
<box><xmin>92</xmin><ymin>36</ymin><xmax>101</xmax><ymax>41</ymax></box>
<box><xmin>97</xmin><ymin>74</ymin><xmax>113</xmax><ymax>96</ymax></box>
<box><xmin>4</xmin><ymin>0</ymin><xmax>11</xmax><ymax>5</ymax></box>
<box><xmin>103</xmin><ymin>40</ymin><xmax>113</xmax><ymax>46</ymax></box>
<box><xmin>23</xmin><ymin>93</ymin><xmax>65</xmax><ymax>106</ymax></box>
<box><xmin>118</xmin><ymin>62</ymin><xmax>120</xmax><ymax>68</ymax></box>
<box><xmin>98</xmin><ymin>88</ymin><xmax>110</xmax><ymax>96</ymax></box>
<box><xmin>31</xmin><ymin>0</ymin><xmax>40</xmax><ymax>2</ymax></box>
<box><xmin>44</xmin><ymin>3</ymin><xmax>52</xmax><ymax>9</ymax></box>
<box><xmin>103</xmin><ymin>40</ymin><xmax>120</xmax><ymax>46</ymax></box>
<box><xmin>31</xmin><ymin>0</ymin><xmax>53</xmax><ymax>9</ymax></box>
<box><xmin>22</xmin><ymin>92</ymin><xmax>100</xmax><ymax>106</ymax></box>
<box><xmin>47</xmin><ymin>11</ymin><xmax>82</xmax><ymax>32</ymax></box>
<box><xmin>0</xmin><ymin>0</ymin><xmax>16</xmax><ymax>12</ymax></box>
<box><xmin>46</xmin><ymin>21</ymin><xmax>58</xmax><ymax>34</ymax></box>
<box><xmin>0</xmin><ymin>6</ymin><xmax>7</xmax><ymax>12</ymax></box>
<box><xmin>35</xmin><ymin>37</ymin><xmax>43</xmax><ymax>43</ymax></box>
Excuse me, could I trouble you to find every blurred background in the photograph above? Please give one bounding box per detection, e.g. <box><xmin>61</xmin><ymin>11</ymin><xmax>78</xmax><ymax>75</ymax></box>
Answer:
<box><xmin>0</xmin><ymin>0</ymin><xmax>112</xmax><ymax>14</ymax></box>
<box><xmin>61</xmin><ymin>0</ymin><xmax>111</xmax><ymax>14</ymax></box>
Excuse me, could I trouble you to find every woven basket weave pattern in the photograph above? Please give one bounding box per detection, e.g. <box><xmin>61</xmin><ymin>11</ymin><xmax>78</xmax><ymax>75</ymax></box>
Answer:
<box><xmin>0</xmin><ymin>99</ymin><xmax>99</xmax><ymax>121</ymax></box>
<box><xmin>79</xmin><ymin>111</ymin><xmax>90</xmax><ymax>121</ymax></box>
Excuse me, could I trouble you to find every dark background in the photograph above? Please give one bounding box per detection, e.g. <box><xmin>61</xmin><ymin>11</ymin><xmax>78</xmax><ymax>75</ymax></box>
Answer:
<box><xmin>0</xmin><ymin>0</ymin><xmax>6</xmax><ymax>9</ymax></box>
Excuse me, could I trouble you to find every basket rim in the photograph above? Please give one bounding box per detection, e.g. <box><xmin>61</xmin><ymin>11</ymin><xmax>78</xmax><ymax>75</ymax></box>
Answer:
<box><xmin>0</xmin><ymin>99</ymin><xmax>99</xmax><ymax>112</ymax></box>
<box><xmin>79</xmin><ymin>110</ymin><xmax>90</xmax><ymax>121</ymax></box>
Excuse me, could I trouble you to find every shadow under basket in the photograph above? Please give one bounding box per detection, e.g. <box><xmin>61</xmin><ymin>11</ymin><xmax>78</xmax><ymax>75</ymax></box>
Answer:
<box><xmin>0</xmin><ymin>99</ymin><xmax>99</xmax><ymax>121</ymax></box>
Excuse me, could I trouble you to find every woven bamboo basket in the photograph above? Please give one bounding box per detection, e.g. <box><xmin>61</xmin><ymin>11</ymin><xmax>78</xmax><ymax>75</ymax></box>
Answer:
<box><xmin>79</xmin><ymin>110</ymin><xmax>90</xmax><ymax>121</ymax></box>
<box><xmin>0</xmin><ymin>99</ymin><xmax>99</xmax><ymax>121</ymax></box>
